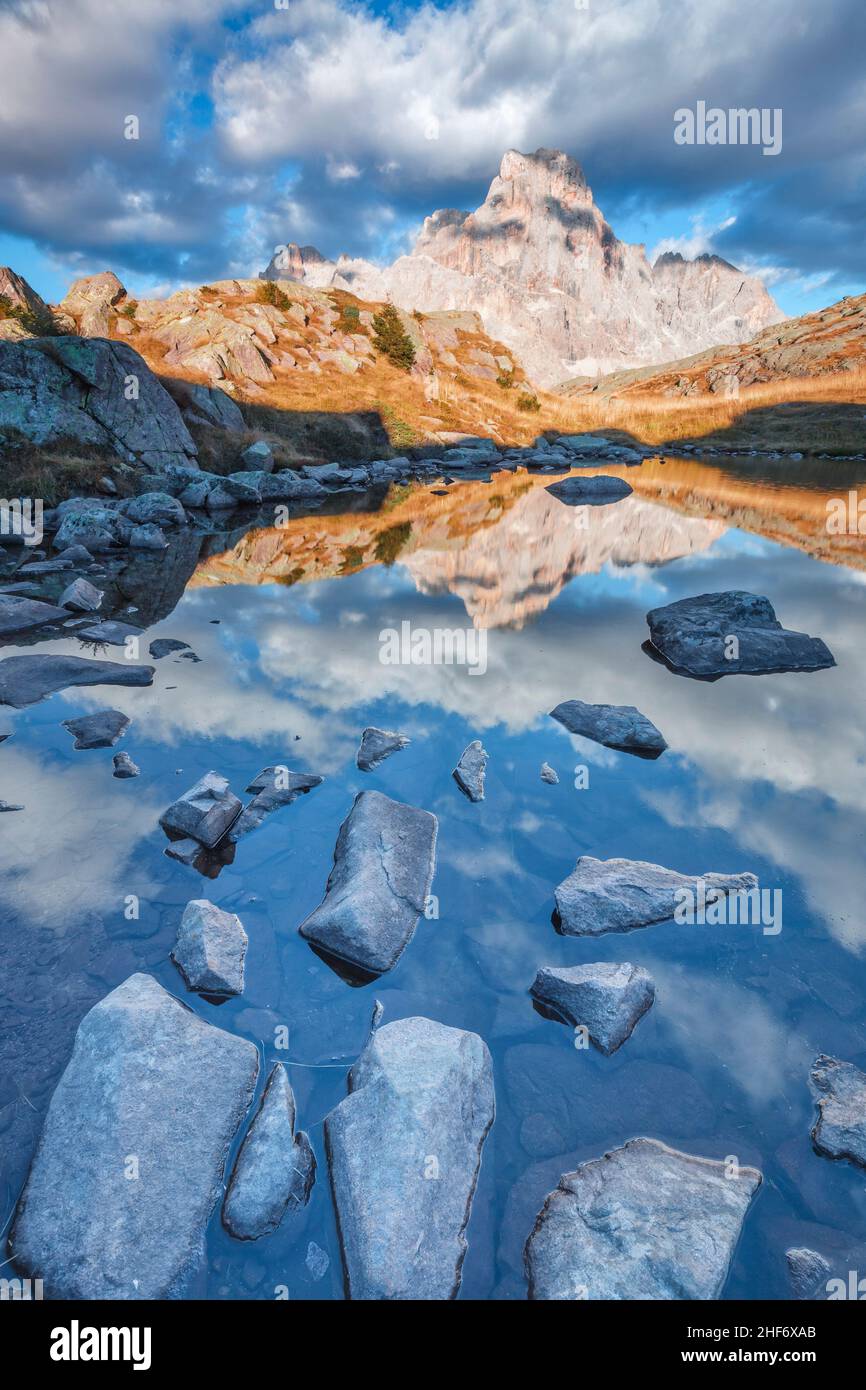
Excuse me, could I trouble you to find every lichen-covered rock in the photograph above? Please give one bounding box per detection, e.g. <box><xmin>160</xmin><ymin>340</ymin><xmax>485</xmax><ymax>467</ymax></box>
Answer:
<box><xmin>554</xmin><ymin>856</ymin><xmax>758</xmax><ymax>937</ymax></box>
<box><xmin>223</xmin><ymin>1063</ymin><xmax>315</xmax><ymax>1239</ymax></box>
<box><xmin>453</xmin><ymin>740</ymin><xmax>488</xmax><ymax>801</ymax></box>
<box><xmin>356</xmin><ymin>726</ymin><xmax>410</xmax><ymax>771</ymax></box>
<box><xmin>645</xmin><ymin>591</ymin><xmax>835</xmax><ymax>679</ymax></box>
<box><xmin>9</xmin><ymin>973</ymin><xmax>259</xmax><ymax>1299</ymax></box>
<box><xmin>810</xmin><ymin>1054</ymin><xmax>866</xmax><ymax>1169</ymax></box>
<box><xmin>324</xmin><ymin>1016</ymin><xmax>494</xmax><ymax>1299</ymax></box>
<box><xmin>525</xmin><ymin>1137</ymin><xmax>762</xmax><ymax>1299</ymax></box>
<box><xmin>530</xmin><ymin>962</ymin><xmax>655</xmax><ymax>1053</ymax></box>
<box><xmin>550</xmin><ymin>698</ymin><xmax>667</xmax><ymax>758</ymax></box>
<box><xmin>160</xmin><ymin>771</ymin><xmax>242</xmax><ymax>849</ymax></box>
<box><xmin>171</xmin><ymin>898</ymin><xmax>248</xmax><ymax>998</ymax></box>
<box><xmin>121</xmin><ymin>492</ymin><xmax>187</xmax><ymax>528</ymax></box>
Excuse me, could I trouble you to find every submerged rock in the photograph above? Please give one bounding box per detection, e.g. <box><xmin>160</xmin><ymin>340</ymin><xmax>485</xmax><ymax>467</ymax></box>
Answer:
<box><xmin>299</xmin><ymin>790</ymin><xmax>437</xmax><ymax>976</ymax></box>
<box><xmin>62</xmin><ymin>708</ymin><xmax>130</xmax><ymax>750</ymax></box>
<box><xmin>530</xmin><ymin>962</ymin><xmax>655</xmax><ymax>1054</ymax></box>
<box><xmin>356</xmin><ymin>726</ymin><xmax>411</xmax><ymax>772</ymax></box>
<box><xmin>112</xmin><ymin>750</ymin><xmax>139</xmax><ymax>778</ymax></box>
<box><xmin>645</xmin><ymin>591</ymin><xmax>835</xmax><ymax>679</ymax></box>
<box><xmin>223</xmin><ymin>1063</ymin><xmax>315</xmax><ymax>1240</ymax></box>
<box><xmin>306</xmin><ymin>1241</ymin><xmax>330</xmax><ymax>1281</ymax></box>
<box><xmin>160</xmin><ymin>771</ymin><xmax>242</xmax><ymax>849</ymax></box>
<box><xmin>9</xmin><ymin>973</ymin><xmax>258</xmax><ymax>1298</ymax></box>
<box><xmin>59</xmin><ymin>576</ymin><xmax>103</xmax><ymax>612</ymax></box>
<box><xmin>324</xmin><ymin>1016</ymin><xmax>494</xmax><ymax>1299</ymax></box>
<box><xmin>229</xmin><ymin>765</ymin><xmax>324</xmax><ymax>842</ymax></box>
<box><xmin>554</xmin><ymin>856</ymin><xmax>758</xmax><ymax>937</ymax></box>
<box><xmin>0</xmin><ymin>594</ymin><xmax>68</xmax><ymax>637</ymax></box>
<box><xmin>540</xmin><ymin>762</ymin><xmax>559</xmax><ymax>784</ymax></box>
<box><xmin>786</xmin><ymin>1247</ymin><xmax>832</xmax><ymax>1300</ymax></box>
<box><xmin>810</xmin><ymin>1054</ymin><xmax>866</xmax><ymax>1169</ymax></box>
<box><xmin>453</xmin><ymin>740</ymin><xmax>488</xmax><ymax>801</ymax></box>
<box><xmin>550</xmin><ymin>698</ymin><xmax>667</xmax><ymax>758</ymax></box>
<box><xmin>525</xmin><ymin>1137</ymin><xmax>762</xmax><ymax>1299</ymax></box>
<box><xmin>149</xmin><ymin>638</ymin><xmax>190</xmax><ymax>658</ymax></box>
<box><xmin>171</xmin><ymin>898</ymin><xmax>248</xmax><ymax>998</ymax></box>
<box><xmin>0</xmin><ymin>654</ymin><xmax>154</xmax><ymax>708</ymax></box>
<box><xmin>545</xmin><ymin>475</ymin><xmax>633</xmax><ymax>505</ymax></box>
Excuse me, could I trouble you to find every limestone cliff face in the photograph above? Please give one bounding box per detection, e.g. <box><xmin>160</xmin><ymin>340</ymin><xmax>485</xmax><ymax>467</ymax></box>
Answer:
<box><xmin>262</xmin><ymin>149</ymin><xmax>784</xmax><ymax>387</ymax></box>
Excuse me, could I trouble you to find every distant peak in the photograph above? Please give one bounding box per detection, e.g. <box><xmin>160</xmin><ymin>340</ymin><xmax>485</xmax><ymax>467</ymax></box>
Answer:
<box><xmin>498</xmin><ymin>147</ymin><xmax>587</xmax><ymax>187</ymax></box>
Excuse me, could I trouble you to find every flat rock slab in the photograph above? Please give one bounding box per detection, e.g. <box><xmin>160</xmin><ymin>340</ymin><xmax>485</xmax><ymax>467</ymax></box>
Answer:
<box><xmin>810</xmin><ymin>1054</ymin><xmax>866</xmax><ymax>1169</ymax></box>
<box><xmin>645</xmin><ymin>591</ymin><xmax>835</xmax><ymax>679</ymax></box>
<box><xmin>229</xmin><ymin>765</ymin><xmax>324</xmax><ymax>842</ymax></box>
<box><xmin>545</xmin><ymin>475</ymin><xmax>633</xmax><ymax>505</ymax></box>
<box><xmin>59</xmin><ymin>576</ymin><xmax>103</xmax><ymax>612</ymax></box>
<box><xmin>172</xmin><ymin>898</ymin><xmax>248</xmax><ymax>998</ymax></box>
<box><xmin>10</xmin><ymin>973</ymin><xmax>258</xmax><ymax>1299</ymax></box>
<box><xmin>0</xmin><ymin>654</ymin><xmax>154</xmax><ymax>708</ymax></box>
<box><xmin>555</xmin><ymin>856</ymin><xmax>758</xmax><ymax>937</ymax></box>
<box><xmin>149</xmin><ymin>638</ymin><xmax>190</xmax><ymax>659</ymax></box>
<box><xmin>299</xmin><ymin>790</ymin><xmax>437</xmax><ymax>976</ymax></box>
<box><xmin>525</xmin><ymin>1137</ymin><xmax>762</xmax><ymax>1299</ymax></box>
<box><xmin>160</xmin><ymin>770</ymin><xmax>242</xmax><ymax>849</ymax></box>
<box><xmin>530</xmin><ymin>962</ymin><xmax>655</xmax><ymax>1054</ymax></box>
<box><xmin>550</xmin><ymin>699</ymin><xmax>667</xmax><ymax>758</ymax></box>
<box><xmin>223</xmin><ymin>1063</ymin><xmax>315</xmax><ymax>1240</ymax></box>
<box><xmin>453</xmin><ymin>740</ymin><xmax>488</xmax><ymax>801</ymax></box>
<box><xmin>356</xmin><ymin>726</ymin><xmax>411</xmax><ymax>771</ymax></box>
<box><xmin>0</xmin><ymin>594</ymin><xmax>68</xmax><ymax>636</ymax></box>
<box><xmin>78</xmin><ymin>620</ymin><xmax>144</xmax><ymax>647</ymax></box>
<box><xmin>324</xmin><ymin>1016</ymin><xmax>494</xmax><ymax>1299</ymax></box>
<box><xmin>61</xmin><ymin>708</ymin><xmax>130</xmax><ymax>750</ymax></box>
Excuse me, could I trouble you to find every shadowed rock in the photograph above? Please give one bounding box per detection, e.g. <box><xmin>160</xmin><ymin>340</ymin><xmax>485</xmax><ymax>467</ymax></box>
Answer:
<box><xmin>9</xmin><ymin>973</ymin><xmax>258</xmax><ymax>1299</ymax></box>
<box><xmin>525</xmin><ymin>1137</ymin><xmax>762</xmax><ymax>1299</ymax></box>
<box><xmin>545</xmin><ymin>475</ymin><xmax>633</xmax><ymax>506</ymax></box>
<box><xmin>228</xmin><ymin>765</ymin><xmax>324</xmax><ymax>842</ymax></box>
<box><xmin>299</xmin><ymin>790</ymin><xmax>437</xmax><ymax>976</ymax></box>
<box><xmin>530</xmin><ymin>962</ymin><xmax>655</xmax><ymax>1054</ymax></box>
<box><xmin>554</xmin><ymin>856</ymin><xmax>758</xmax><ymax>937</ymax></box>
<box><xmin>59</xmin><ymin>576</ymin><xmax>103</xmax><ymax>612</ymax></box>
<box><xmin>786</xmin><ymin>1247</ymin><xmax>832</xmax><ymax>1300</ymax></box>
<box><xmin>645</xmin><ymin>591</ymin><xmax>835</xmax><ymax>679</ymax></box>
<box><xmin>77</xmin><ymin>620</ymin><xmax>144</xmax><ymax>646</ymax></box>
<box><xmin>550</xmin><ymin>698</ymin><xmax>667</xmax><ymax>758</ymax></box>
<box><xmin>223</xmin><ymin>1063</ymin><xmax>315</xmax><ymax>1240</ymax></box>
<box><xmin>149</xmin><ymin>638</ymin><xmax>190</xmax><ymax>658</ymax></box>
<box><xmin>62</xmin><ymin>708</ymin><xmax>130</xmax><ymax>750</ymax></box>
<box><xmin>453</xmin><ymin>740</ymin><xmax>488</xmax><ymax>801</ymax></box>
<box><xmin>0</xmin><ymin>595</ymin><xmax>68</xmax><ymax>637</ymax></box>
<box><xmin>113</xmin><ymin>751</ymin><xmax>139</xmax><ymax>778</ymax></box>
<box><xmin>171</xmin><ymin>898</ymin><xmax>247</xmax><ymax>998</ymax></box>
<box><xmin>810</xmin><ymin>1054</ymin><xmax>866</xmax><ymax>1169</ymax></box>
<box><xmin>324</xmin><ymin>1016</ymin><xmax>494</xmax><ymax>1299</ymax></box>
<box><xmin>0</xmin><ymin>654</ymin><xmax>154</xmax><ymax>708</ymax></box>
<box><xmin>356</xmin><ymin>726</ymin><xmax>411</xmax><ymax>771</ymax></box>
<box><xmin>160</xmin><ymin>771</ymin><xmax>242</xmax><ymax>849</ymax></box>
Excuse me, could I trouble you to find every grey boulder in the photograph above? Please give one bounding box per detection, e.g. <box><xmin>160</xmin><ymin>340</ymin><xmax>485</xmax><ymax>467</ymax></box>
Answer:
<box><xmin>171</xmin><ymin>898</ymin><xmax>248</xmax><ymax>998</ymax></box>
<box><xmin>59</xmin><ymin>576</ymin><xmax>103</xmax><ymax>612</ymax></box>
<box><xmin>810</xmin><ymin>1054</ymin><xmax>866</xmax><ymax>1169</ymax></box>
<box><xmin>324</xmin><ymin>1016</ymin><xmax>494</xmax><ymax>1299</ymax></box>
<box><xmin>0</xmin><ymin>654</ymin><xmax>153</xmax><ymax>708</ymax></box>
<box><xmin>149</xmin><ymin>637</ymin><xmax>190</xmax><ymax>659</ymax></box>
<box><xmin>545</xmin><ymin>475</ymin><xmax>633</xmax><ymax>505</ymax></box>
<box><xmin>356</xmin><ymin>726</ymin><xmax>411</xmax><ymax>771</ymax></box>
<box><xmin>525</xmin><ymin>1137</ymin><xmax>762</xmax><ymax>1299</ymax></box>
<box><xmin>113</xmin><ymin>750</ymin><xmax>140</xmax><ymax>778</ymax></box>
<box><xmin>550</xmin><ymin>698</ymin><xmax>667</xmax><ymax>759</ymax></box>
<box><xmin>786</xmin><ymin>1247</ymin><xmax>832</xmax><ymax>1300</ymax></box>
<box><xmin>645</xmin><ymin>591</ymin><xmax>835</xmax><ymax>679</ymax></box>
<box><xmin>78</xmin><ymin>620</ymin><xmax>144</xmax><ymax>646</ymax></box>
<box><xmin>0</xmin><ymin>594</ymin><xmax>68</xmax><ymax>636</ymax></box>
<box><xmin>540</xmin><ymin>762</ymin><xmax>559</xmax><ymax>784</ymax></box>
<box><xmin>222</xmin><ymin>1063</ymin><xmax>315</xmax><ymax>1240</ymax></box>
<box><xmin>121</xmin><ymin>491</ymin><xmax>187</xmax><ymax>528</ymax></box>
<box><xmin>453</xmin><ymin>740</ymin><xmax>488</xmax><ymax>802</ymax></box>
<box><xmin>9</xmin><ymin>973</ymin><xmax>258</xmax><ymax>1298</ymax></box>
<box><xmin>229</xmin><ymin>765</ymin><xmax>324</xmax><ymax>842</ymax></box>
<box><xmin>160</xmin><ymin>771</ymin><xmax>243</xmax><ymax>849</ymax></box>
<box><xmin>555</xmin><ymin>856</ymin><xmax>758</xmax><ymax>937</ymax></box>
<box><xmin>62</xmin><ymin>708</ymin><xmax>130</xmax><ymax>750</ymax></box>
<box><xmin>530</xmin><ymin>962</ymin><xmax>655</xmax><ymax>1054</ymax></box>
<box><xmin>239</xmin><ymin>440</ymin><xmax>275</xmax><ymax>472</ymax></box>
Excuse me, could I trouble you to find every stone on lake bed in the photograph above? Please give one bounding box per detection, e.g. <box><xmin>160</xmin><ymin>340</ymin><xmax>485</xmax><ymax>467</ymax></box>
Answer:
<box><xmin>160</xmin><ymin>770</ymin><xmax>242</xmax><ymax>849</ymax></box>
<box><xmin>356</xmin><ymin>726</ymin><xmax>411</xmax><ymax>771</ymax></box>
<box><xmin>545</xmin><ymin>475</ymin><xmax>633</xmax><ymax>505</ymax></box>
<box><xmin>299</xmin><ymin>790</ymin><xmax>437</xmax><ymax>976</ymax></box>
<box><xmin>525</xmin><ymin>1137</ymin><xmax>762</xmax><ymax>1300</ymax></box>
<box><xmin>0</xmin><ymin>654</ymin><xmax>154</xmax><ymax>708</ymax></box>
<box><xmin>453</xmin><ymin>740</ymin><xmax>488</xmax><ymax>801</ymax></box>
<box><xmin>540</xmin><ymin>762</ymin><xmax>559</xmax><ymax>784</ymax></box>
<box><xmin>62</xmin><ymin>708</ymin><xmax>130</xmax><ymax>749</ymax></box>
<box><xmin>554</xmin><ymin>856</ymin><xmax>758</xmax><ymax>937</ymax></box>
<box><xmin>324</xmin><ymin>1016</ymin><xmax>494</xmax><ymax>1299</ymax></box>
<box><xmin>530</xmin><ymin>962</ymin><xmax>655</xmax><ymax>1054</ymax></box>
<box><xmin>306</xmin><ymin>1241</ymin><xmax>330</xmax><ymax>1281</ymax></box>
<box><xmin>171</xmin><ymin>898</ymin><xmax>248</xmax><ymax>998</ymax></box>
<box><xmin>222</xmin><ymin>1063</ymin><xmax>315</xmax><ymax>1240</ymax></box>
<box><xmin>59</xmin><ymin>576</ymin><xmax>103</xmax><ymax>612</ymax></box>
<box><xmin>550</xmin><ymin>698</ymin><xmax>667</xmax><ymax>758</ymax></box>
<box><xmin>0</xmin><ymin>594</ymin><xmax>68</xmax><ymax>636</ymax></box>
<box><xmin>810</xmin><ymin>1054</ymin><xmax>866</xmax><ymax>1169</ymax></box>
<box><xmin>9</xmin><ymin>973</ymin><xmax>259</xmax><ymax>1299</ymax></box>
<box><xmin>645</xmin><ymin>590</ymin><xmax>835</xmax><ymax>679</ymax></box>
<box><xmin>149</xmin><ymin>637</ymin><xmax>190</xmax><ymax>659</ymax></box>
<box><xmin>113</xmin><ymin>750</ymin><xmax>139</xmax><ymax>778</ymax></box>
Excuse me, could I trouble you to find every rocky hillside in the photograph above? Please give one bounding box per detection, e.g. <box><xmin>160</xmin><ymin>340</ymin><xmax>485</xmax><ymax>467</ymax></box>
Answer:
<box><xmin>261</xmin><ymin>148</ymin><xmax>783</xmax><ymax>387</ymax></box>
<box><xmin>558</xmin><ymin>291</ymin><xmax>866</xmax><ymax>400</ymax></box>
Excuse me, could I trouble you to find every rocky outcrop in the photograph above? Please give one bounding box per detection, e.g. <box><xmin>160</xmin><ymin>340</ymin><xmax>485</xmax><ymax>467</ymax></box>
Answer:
<box><xmin>171</xmin><ymin>899</ymin><xmax>248</xmax><ymax>998</ymax></box>
<box><xmin>59</xmin><ymin>272</ymin><xmax>126</xmax><ymax>337</ymax></box>
<box><xmin>810</xmin><ymin>1055</ymin><xmax>866</xmax><ymax>1169</ymax></box>
<box><xmin>530</xmin><ymin>962</ymin><xmax>655</xmax><ymax>1054</ymax></box>
<box><xmin>554</xmin><ymin>856</ymin><xmax>758</xmax><ymax>937</ymax></box>
<box><xmin>356</xmin><ymin>727</ymin><xmax>410</xmax><ymax>772</ymax></box>
<box><xmin>9</xmin><ymin>973</ymin><xmax>259</xmax><ymax>1299</ymax></box>
<box><xmin>223</xmin><ymin>1063</ymin><xmax>315</xmax><ymax>1240</ymax></box>
<box><xmin>324</xmin><ymin>1016</ymin><xmax>494</xmax><ymax>1299</ymax></box>
<box><xmin>645</xmin><ymin>591</ymin><xmax>836</xmax><ymax>679</ymax></box>
<box><xmin>550</xmin><ymin>699</ymin><xmax>667</xmax><ymax>758</ymax></box>
<box><xmin>525</xmin><ymin>1138</ymin><xmax>762</xmax><ymax>1299</ymax></box>
<box><xmin>0</xmin><ymin>654</ymin><xmax>154</xmax><ymax>708</ymax></box>
<box><xmin>0</xmin><ymin>336</ymin><xmax>198</xmax><ymax>469</ymax></box>
<box><xmin>299</xmin><ymin>790</ymin><xmax>438</xmax><ymax>976</ymax></box>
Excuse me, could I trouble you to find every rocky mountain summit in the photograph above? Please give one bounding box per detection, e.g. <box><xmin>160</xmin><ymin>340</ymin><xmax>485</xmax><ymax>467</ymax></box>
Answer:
<box><xmin>262</xmin><ymin>148</ymin><xmax>784</xmax><ymax>386</ymax></box>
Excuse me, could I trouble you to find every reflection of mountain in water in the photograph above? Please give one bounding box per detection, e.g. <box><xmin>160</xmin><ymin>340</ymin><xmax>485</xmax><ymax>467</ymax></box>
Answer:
<box><xmin>191</xmin><ymin>473</ymin><xmax>725</xmax><ymax>629</ymax></box>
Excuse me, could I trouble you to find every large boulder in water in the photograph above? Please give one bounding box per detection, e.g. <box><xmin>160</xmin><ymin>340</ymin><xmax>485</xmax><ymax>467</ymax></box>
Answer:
<box><xmin>525</xmin><ymin>1137</ymin><xmax>762</xmax><ymax>1299</ymax></box>
<box><xmin>222</xmin><ymin>1063</ymin><xmax>315</xmax><ymax>1240</ymax></box>
<box><xmin>324</xmin><ymin>1016</ymin><xmax>495</xmax><ymax>1299</ymax></box>
<box><xmin>554</xmin><ymin>856</ymin><xmax>758</xmax><ymax>937</ymax></box>
<box><xmin>645</xmin><ymin>590</ymin><xmax>835</xmax><ymax>679</ymax></box>
<box><xmin>810</xmin><ymin>1054</ymin><xmax>866</xmax><ymax>1169</ymax></box>
<box><xmin>550</xmin><ymin>698</ymin><xmax>667</xmax><ymax>758</ymax></box>
<box><xmin>9</xmin><ymin>973</ymin><xmax>259</xmax><ymax>1299</ymax></box>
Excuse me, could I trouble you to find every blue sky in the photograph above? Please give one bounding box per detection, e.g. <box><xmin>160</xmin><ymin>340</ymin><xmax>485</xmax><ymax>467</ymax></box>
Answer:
<box><xmin>1</xmin><ymin>0</ymin><xmax>863</xmax><ymax>318</ymax></box>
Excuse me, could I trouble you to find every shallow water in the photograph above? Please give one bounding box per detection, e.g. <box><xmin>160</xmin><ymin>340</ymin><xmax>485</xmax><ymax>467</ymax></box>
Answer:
<box><xmin>2</xmin><ymin>458</ymin><xmax>866</xmax><ymax>1299</ymax></box>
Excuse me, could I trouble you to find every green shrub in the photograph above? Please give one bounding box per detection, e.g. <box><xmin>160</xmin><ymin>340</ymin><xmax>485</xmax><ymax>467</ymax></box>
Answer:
<box><xmin>516</xmin><ymin>392</ymin><xmax>541</xmax><ymax>413</ymax></box>
<box><xmin>496</xmin><ymin>370</ymin><xmax>515</xmax><ymax>389</ymax></box>
<box><xmin>256</xmin><ymin>280</ymin><xmax>291</xmax><ymax>310</ymax></box>
<box><xmin>120</xmin><ymin>299</ymin><xmax>138</xmax><ymax>319</ymax></box>
<box><xmin>374</xmin><ymin>520</ymin><xmax>413</xmax><ymax>566</ymax></box>
<box><xmin>371</xmin><ymin>303</ymin><xmax>416</xmax><ymax>371</ymax></box>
